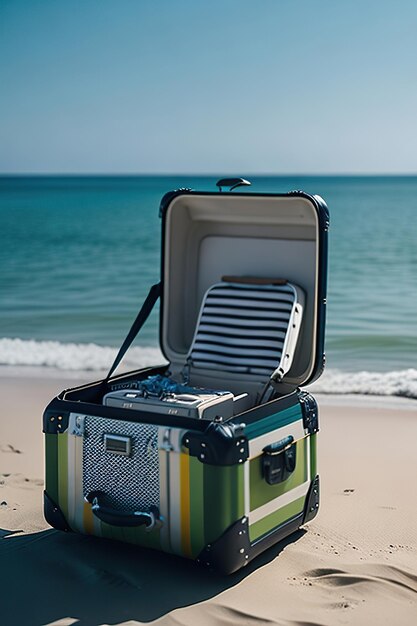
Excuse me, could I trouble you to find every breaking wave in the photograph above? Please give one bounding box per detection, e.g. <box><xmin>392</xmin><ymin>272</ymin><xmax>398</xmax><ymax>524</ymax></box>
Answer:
<box><xmin>0</xmin><ymin>337</ymin><xmax>166</xmax><ymax>372</ymax></box>
<box><xmin>0</xmin><ymin>338</ymin><xmax>416</xmax><ymax>399</ymax></box>
<box><xmin>308</xmin><ymin>368</ymin><xmax>417</xmax><ymax>400</ymax></box>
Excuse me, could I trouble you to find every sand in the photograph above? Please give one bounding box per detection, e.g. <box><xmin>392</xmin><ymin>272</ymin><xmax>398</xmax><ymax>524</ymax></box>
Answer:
<box><xmin>0</xmin><ymin>374</ymin><xmax>416</xmax><ymax>626</ymax></box>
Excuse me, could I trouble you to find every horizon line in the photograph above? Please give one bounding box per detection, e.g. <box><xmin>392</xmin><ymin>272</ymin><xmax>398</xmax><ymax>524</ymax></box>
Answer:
<box><xmin>1</xmin><ymin>172</ymin><xmax>417</xmax><ymax>178</ymax></box>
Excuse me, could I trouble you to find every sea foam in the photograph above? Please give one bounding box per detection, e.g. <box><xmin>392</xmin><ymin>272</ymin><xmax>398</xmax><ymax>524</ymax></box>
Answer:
<box><xmin>0</xmin><ymin>337</ymin><xmax>166</xmax><ymax>372</ymax></box>
<box><xmin>308</xmin><ymin>368</ymin><xmax>417</xmax><ymax>400</ymax></box>
<box><xmin>0</xmin><ymin>338</ymin><xmax>416</xmax><ymax>399</ymax></box>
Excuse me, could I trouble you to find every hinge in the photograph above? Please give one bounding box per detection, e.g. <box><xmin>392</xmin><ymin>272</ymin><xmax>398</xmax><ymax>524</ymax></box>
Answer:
<box><xmin>183</xmin><ymin>421</ymin><xmax>248</xmax><ymax>465</ymax></box>
<box><xmin>299</xmin><ymin>391</ymin><xmax>319</xmax><ymax>435</ymax></box>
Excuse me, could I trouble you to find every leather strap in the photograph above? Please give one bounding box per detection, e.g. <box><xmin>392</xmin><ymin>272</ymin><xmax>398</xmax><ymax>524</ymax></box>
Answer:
<box><xmin>103</xmin><ymin>282</ymin><xmax>161</xmax><ymax>385</ymax></box>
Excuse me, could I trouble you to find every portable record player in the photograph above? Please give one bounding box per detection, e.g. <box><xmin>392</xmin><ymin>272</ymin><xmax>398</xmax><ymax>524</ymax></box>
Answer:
<box><xmin>103</xmin><ymin>387</ymin><xmax>249</xmax><ymax>420</ymax></box>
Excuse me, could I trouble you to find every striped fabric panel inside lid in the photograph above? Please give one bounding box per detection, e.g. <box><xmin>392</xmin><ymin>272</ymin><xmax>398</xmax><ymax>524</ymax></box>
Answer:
<box><xmin>188</xmin><ymin>282</ymin><xmax>297</xmax><ymax>376</ymax></box>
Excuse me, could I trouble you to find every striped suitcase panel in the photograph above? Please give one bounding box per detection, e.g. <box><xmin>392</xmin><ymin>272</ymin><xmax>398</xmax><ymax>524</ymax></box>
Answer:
<box><xmin>188</xmin><ymin>282</ymin><xmax>300</xmax><ymax>377</ymax></box>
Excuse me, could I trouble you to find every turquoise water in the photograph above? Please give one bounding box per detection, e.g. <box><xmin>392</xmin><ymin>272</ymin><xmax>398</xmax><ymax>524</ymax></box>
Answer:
<box><xmin>1</xmin><ymin>175</ymin><xmax>416</xmax><ymax>391</ymax></box>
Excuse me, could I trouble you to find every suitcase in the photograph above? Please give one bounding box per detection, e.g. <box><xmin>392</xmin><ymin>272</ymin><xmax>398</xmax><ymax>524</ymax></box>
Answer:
<box><xmin>43</xmin><ymin>178</ymin><xmax>329</xmax><ymax>574</ymax></box>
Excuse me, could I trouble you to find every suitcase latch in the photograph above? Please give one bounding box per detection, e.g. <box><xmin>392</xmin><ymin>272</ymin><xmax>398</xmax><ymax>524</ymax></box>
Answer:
<box><xmin>262</xmin><ymin>435</ymin><xmax>297</xmax><ymax>485</ymax></box>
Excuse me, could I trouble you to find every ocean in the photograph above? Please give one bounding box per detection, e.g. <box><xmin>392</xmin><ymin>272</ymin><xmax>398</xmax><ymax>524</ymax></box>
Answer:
<box><xmin>1</xmin><ymin>175</ymin><xmax>416</xmax><ymax>398</ymax></box>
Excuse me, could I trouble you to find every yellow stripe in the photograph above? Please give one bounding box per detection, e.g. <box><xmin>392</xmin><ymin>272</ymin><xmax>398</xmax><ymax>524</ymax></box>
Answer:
<box><xmin>83</xmin><ymin>501</ymin><xmax>95</xmax><ymax>534</ymax></box>
<box><xmin>180</xmin><ymin>451</ymin><xmax>192</xmax><ymax>557</ymax></box>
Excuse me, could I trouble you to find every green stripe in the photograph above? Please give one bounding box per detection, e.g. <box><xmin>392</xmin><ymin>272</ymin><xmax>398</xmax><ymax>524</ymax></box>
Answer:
<box><xmin>310</xmin><ymin>433</ymin><xmax>317</xmax><ymax>477</ymax></box>
<box><xmin>249</xmin><ymin>496</ymin><xmax>305</xmax><ymax>542</ymax></box>
<box><xmin>57</xmin><ymin>433</ymin><xmax>69</xmax><ymax>520</ymax></box>
<box><xmin>45</xmin><ymin>434</ymin><xmax>58</xmax><ymax>502</ymax></box>
<box><xmin>245</xmin><ymin>405</ymin><xmax>302</xmax><ymax>440</ymax></box>
<box><xmin>249</xmin><ymin>438</ymin><xmax>308</xmax><ymax>510</ymax></box>
<box><xmin>189</xmin><ymin>457</ymin><xmax>205</xmax><ymax>557</ymax></box>
<box><xmin>203</xmin><ymin>464</ymin><xmax>244</xmax><ymax>545</ymax></box>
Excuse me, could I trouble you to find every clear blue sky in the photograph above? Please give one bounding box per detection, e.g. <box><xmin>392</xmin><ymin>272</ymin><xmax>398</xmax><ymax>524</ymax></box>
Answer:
<box><xmin>1</xmin><ymin>0</ymin><xmax>416</xmax><ymax>174</ymax></box>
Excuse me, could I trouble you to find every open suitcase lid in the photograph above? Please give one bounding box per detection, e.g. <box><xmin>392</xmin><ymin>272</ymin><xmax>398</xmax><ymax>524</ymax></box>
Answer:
<box><xmin>158</xmin><ymin>180</ymin><xmax>329</xmax><ymax>390</ymax></box>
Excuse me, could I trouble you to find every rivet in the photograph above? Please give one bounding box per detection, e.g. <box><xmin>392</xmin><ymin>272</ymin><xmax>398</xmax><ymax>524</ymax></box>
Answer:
<box><xmin>58</xmin><ymin>416</ymin><xmax>63</xmax><ymax>421</ymax></box>
<box><xmin>245</xmin><ymin>555</ymin><xmax>249</xmax><ymax>560</ymax></box>
<box><xmin>239</xmin><ymin>447</ymin><xmax>244</xmax><ymax>453</ymax></box>
<box><xmin>239</xmin><ymin>548</ymin><xmax>245</xmax><ymax>554</ymax></box>
<box><xmin>201</xmin><ymin>442</ymin><xmax>206</xmax><ymax>448</ymax></box>
<box><xmin>200</xmin><ymin>454</ymin><xmax>205</xmax><ymax>460</ymax></box>
<box><xmin>185</xmin><ymin>438</ymin><xmax>189</xmax><ymax>445</ymax></box>
<box><xmin>242</xmin><ymin>517</ymin><xmax>247</xmax><ymax>524</ymax></box>
<box><xmin>236</xmin><ymin>441</ymin><xmax>240</xmax><ymax>446</ymax></box>
<box><xmin>50</xmin><ymin>416</ymin><xmax>55</xmax><ymax>422</ymax></box>
<box><xmin>206</xmin><ymin>544</ymin><xmax>211</xmax><ymax>550</ymax></box>
<box><xmin>238</xmin><ymin>530</ymin><xmax>243</xmax><ymax>535</ymax></box>
<box><xmin>238</xmin><ymin>459</ymin><xmax>243</xmax><ymax>463</ymax></box>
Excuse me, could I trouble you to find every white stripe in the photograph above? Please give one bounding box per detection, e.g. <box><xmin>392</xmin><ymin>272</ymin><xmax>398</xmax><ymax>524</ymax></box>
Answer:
<box><xmin>158</xmin><ymin>427</ymin><xmax>171</xmax><ymax>552</ymax></box>
<box><xmin>249</xmin><ymin>481</ymin><xmax>310</xmax><ymax>525</ymax></box>
<box><xmin>192</xmin><ymin>352</ymin><xmax>278</xmax><ymax>364</ymax></box>
<box><xmin>66</xmin><ymin>415</ymin><xmax>89</xmax><ymax>535</ymax></box>
<box><xmin>193</xmin><ymin>344</ymin><xmax>283</xmax><ymax>358</ymax></box>
<box><xmin>244</xmin><ymin>462</ymin><xmax>250</xmax><ymax>518</ymax></box>
<box><xmin>201</xmin><ymin>307</ymin><xmax>292</xmax><ymax>318</ymax></box>
<box><xmin>195</xmin><ymin>334</ymin><xmax>285</xmax><ymax>347</ymax></box>
<box><xmin>197</xmin><ymin>326</ymin><xmax>289</xmax><ymax>337</ymax></box>
<box><xmin>199</xmin><ymin>313</ymin><xmax>291</xmax><ymax>326</ymax></box>
<box><xmin>306</xmin><ymin>435</ymin><xmax>311</xmax><ymax>482</ymax></box>
<box><xmin>70</xmin><ymin>413</ymin><xmax>102</xmax><ymax>536</ymax></box>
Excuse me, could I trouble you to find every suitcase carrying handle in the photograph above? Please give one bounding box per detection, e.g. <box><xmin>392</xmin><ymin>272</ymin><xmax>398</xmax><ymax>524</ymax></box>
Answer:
<box><xmin>86</xmin><ymin>491</ymin><xmax>161</xmax><ymax>530</ymax></box>
<box><xmin>262</xmin><ymin>436</ymin><xmax>297</xmax><ymax>485</ymax></box>
<box><xmin>216</xmin><ymin>177</ymin><xmax>252</xmax><ymax>192</ymax></box>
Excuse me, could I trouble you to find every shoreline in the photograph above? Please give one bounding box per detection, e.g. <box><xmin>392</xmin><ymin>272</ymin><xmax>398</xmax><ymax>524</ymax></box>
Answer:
<box><xmin>0</xmin><ymin>364</ymin><xmax>416</xmax><ymax>410</ymax></box>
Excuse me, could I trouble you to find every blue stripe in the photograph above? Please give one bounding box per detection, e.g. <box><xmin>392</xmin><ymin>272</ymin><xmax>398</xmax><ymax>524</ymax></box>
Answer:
<box><xmin>244</xmin><ymin>405</ymin><xmax>302</xmax><ymax>440</ymax></box>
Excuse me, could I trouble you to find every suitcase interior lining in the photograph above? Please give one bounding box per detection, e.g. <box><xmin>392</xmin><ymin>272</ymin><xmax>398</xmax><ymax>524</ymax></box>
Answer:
<box><xmin>162</xmin><ymin>194</ymin><xmax>319</xmax><ymax>392</ymax></box>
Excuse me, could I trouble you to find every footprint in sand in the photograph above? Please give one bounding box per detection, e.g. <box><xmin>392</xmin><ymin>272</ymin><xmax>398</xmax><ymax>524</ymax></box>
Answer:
<box><xmin>1</xmin><ymin>444</ymin><xmax>22</xmax><ymax>454</ymax></box>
